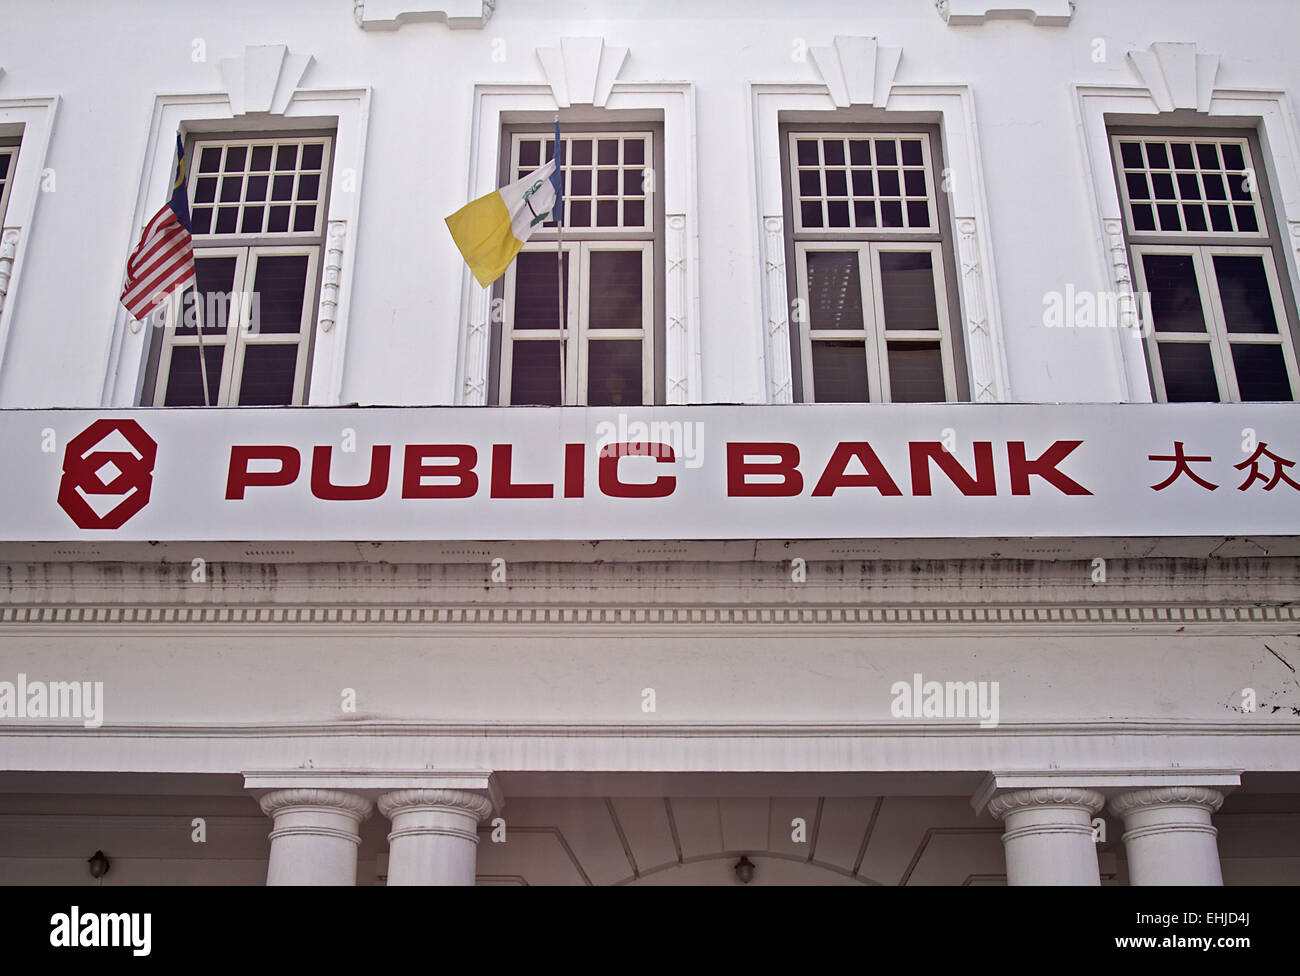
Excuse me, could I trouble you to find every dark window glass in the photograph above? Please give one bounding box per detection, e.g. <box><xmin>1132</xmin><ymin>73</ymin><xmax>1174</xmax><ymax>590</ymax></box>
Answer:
<box><xmin>199</xmin><ymin>147</ymin><xmax>222</xmax><ymax>173</ymax></box>
<box><xmin>597</xmin><ymin>170</ymin><xmax>618</xmax><ymax>196</ymax></box>
<box><xmin>569</xmin><ymin>200</ymin><xmax>591</xmax><ymax>226</ymax></box>
<box><xmin>597</xmin><ymin>140</ymin><xmax>618</xmax><ymax>164</ymax></box>
<box><xmin>518</xmin><ymin>140</ymin><xmax>540</xmax><ymax>167</ymax></box>
<box><xmin>879</xmin><ymin>252</ymin><xmax>939</xmax><ymax>330</ymax></box>
<box><xmin>219</xmin><ymin>177</ymin><xmax>242</xmax><ymax>202</ymax></box>
<box><xmin>251</xmin><ymin>255</ymin><xmax>309</xmax><ymax>334</ymax></box>
<box><xmin>852</xmin><ymin>169</ymin><xmax>873</xmax><ymax>196</ymax></box>
<box><xmin>887</xmin><ymin>341</ymin><xmax>946</xmax><ymax>402</ymax></box>
<box><xmin>241</xmin><ymin>206</ymin><xmax>264</xmax><ymax>234</ymax></box>
<box><xmin>163</xmin><ymin>346</ymin><xmax>224</xmax><ymax>406</ymax></box>
<box><xmin>191</xmin><ymin>207</ymin><xmax>212</xmax><ymax>234</ymax></box>
<box><xmin>1145</xmin><ymin>143</ymin><xmax>1169</xmax><ymax>168</ymax></box>
<box><xmin>1183</xmin><ymin>205</ymin><xmax>1208</xmax><ymax>233</ymax></box>
<box><xmin>875</xmin><ymin>141</ymin><xmax>897</xmax><ymax>166</ymax></box>
<box><xmin>900</xmin><ymin>140</ymin><xmax>924</xmax><ymax>165</ymax></box>
<box><xmin>510</xmin><ymin>340</ymin><xmax>561</xmax><ymax>405</ymax></box>
<box><xmin>1120</xmin><ymin>142</ymin><xmax>1143</xmax><ymax>168</ymax></box>
<box><xmin>237</xmin><ymin>345</ymin><xmax>298</xmax><ymax>406</ymax></box>
<box><xmin>1208</xmin><ymin>205</ymin><xmax>1233</xmax><ymax>232</ymax></box>
<box><xmin>215</xmin><ymin>207</ymin><xmax>238</xmax><ymax>234</ymax></box>
<box><xmin>1221</xmin><ymin>143</ymin><xmax>1246</xmax><ymax>170</ymax></box>
<box><xmin>796</xmin><ymin>140</ymin><xmax>820</xmax><ymax>165</ymax></box>
<box><xmin>571</xmin><ymin>169</ymin><xmax>592</xmax><ymax>196</ymax></box>
<box><xmin>596</xmin><ymin>200</ymin><xmax>619</xmax><ymax>227</ymax></box>
<box><xmin>1232</xmin><ymin>343</ymin><xmax>1293</xmax><ymax>400</ymax></box>
<box><xmin>1213</xmin><ymin>255</ymin><xmax>1278</xmax><ymax>334</ymax></box>
<box><xmin>1143</xmin><ymin>254</ymin><xmax>1206</xmax><ymax>332</ymax></box>
<box><xmin>224</xmin><ymin>146</ymin><xmax>247</xmax><ymax>172</ymax></box>
<box><xmin>624</xmin><ymin>139</ymin><xmax>645</xmax><ymax>165</ymax></box>
<box><xmin>570</xmin><ymin>139</ymin><xmax>592</xmax><ymax>165</ymax></box>
<box><xmin>1202</xmin><ymin>174</ymin><xmax>1227</xmax><ymax>200</ymax></box>
<box><xmin>588</xmin><ymin>252</ymin><xmax>642</xmax><ymax>330</ymax></box>
<box><xmin>806</xmin><ymin>252</ymin><xmax>863</xmax><ymax>331</ymax></box>
<box><xmin>827</xmin><ymin>201</ymin><xmax>850</xmax><ymax>227</ymax></box>
<box><xmin>1171</xmin><ymin>143</ymin><xmax>1195</xmax><ymax>169</ymax></box>
<box><xmin>823</xmin><ymin>141</ymin><xmax>845</xmax><ymax>166</ymax></box>
<box><xmin>1234</xmin><ymin>206</ymin><xmax>1259</xmax><ymax>233</ymax></box>
<box><xmin>267</xmin><ymin>206</ymin><xmax>291</xmax><ymax>233</ymax></box>
<box><xmin>800</xmin><ymin>170</ymin><xmax>821</xmax><ymax>196</ymax></box>
<box><xmin>179</xmin><ymin>257</ymin><xmax>238</xmax><ymax>335</ymax></box>
<box><xmin>811</xmin><ymin>341</ymin><xmax>869</xmax><ymax>402</ymax></box>
<box><xmin>250</xmin><ymin>145</ymin><xmax>273</xmax><ymax>171</ymax></box>
<box><xmin>1151</xmin><ymin>173</ymin><xmax>1176</xmax><ymax>199</ymax></box>
<box><xmin>825</xmin><ymin>170</ymin><xmax>848</xmax><ymax>196</ymax></box>
<box><xmin>275</xmin><ymin>145</ymin><xmax>297</xmax><ymax>171</ymax></box>
<box><xmin>849</xmin><ymin>140</ymin><xmax>871</xmax><ymax>165</ymax></box>
<box><xmin>272</xmin><ymin>175</ymin><xmax>294</xmax><ymax>201</ymax></box>
<box><xmin>293</xmin><ymin>205</ymin><xmax>317</xmax><ymax>232</ymax></box>
<box><xmin>903</xmin><ymin>170</ymin><xmax>927</xmax><ymax>196</ymax></box>
<box><xmin>1132</xmin><ymin>204</ymin><xmax>1156</xmax><ymax>231</ymax></box>
<box><xmin>880</xmin><ymin>201</ymin><xmax>903</xmax><ymax>227</ymax></box>
<box><xmin>588</xmin><ymin>340</ymin><xmax>642</xmax><ymax>407</ymax></box>
<box><xmin>1156</xmin><ymin>203</ymin><xmax>1182</xmax><ymax>230</ymax></box>
<box><xmin>1196</xmin><ymin>143</ymin><xmax>1220</xmax><ymax>168</ymax></box>
<box><xmin>301</xmin><ymin>143</ymin><xmax>325</xmax><ymax>169</ymax></box>
<box><xmin>906</xmin><ymin>201</ymin><xmax>930</xmax><ymax>227</ymax></box>
<box><xmin>623</xmin><ymin>200</ymin><xmax>645</xmax><ymax>227</ymax></box>
<box><xmin>1159</xmin><ymin>342</ymin><xmax>1220</xmax><ymax>401</ymax></box>
<box><xmin>297</xmin><ymin>174</ymin><xmax>320</xmax><ymax>202</ymax></box>
<box><xmin>512</xmin><ymin>252</ymin><xmax>569</xmax><ymax>330</ymax></box>
<box><xmin>195</xmin><ymin>177</ymin><xmax>218</xmax><ymax>204</ymax></box>
<box><xmin>853</xmin><ymin>202</ymin><xmax>876</xmax><ymax>227</ymax></box>
<box><xmin>246</xmin><ymin>175</ymin><xmax>268</xmax><ymax>201</ymax></box>
<box><xmin>878</xmin><ymin>170</ymin><xmax>900</xmax><ymax>197</ymax></box>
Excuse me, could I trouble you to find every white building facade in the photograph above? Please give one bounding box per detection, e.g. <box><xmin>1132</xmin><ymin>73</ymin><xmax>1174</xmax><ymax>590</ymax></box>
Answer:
<box><xmin>0</xmin><ymin>0</ymin><xmax>1298</xmax><ymax>885</ymax></box>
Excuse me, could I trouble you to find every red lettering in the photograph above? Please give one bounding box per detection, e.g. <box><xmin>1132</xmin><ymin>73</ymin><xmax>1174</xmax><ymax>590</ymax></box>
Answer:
<box><xmin>564</xmin><ymin>443</ymin><xmax>585</xmax><ymax>498</ymax></box>
<box><xmin>598</xmin><ymin>442</ymin><xmax>676</xmax><ymax>498</ymax></box>
<box><xmin>490</xmin><ymin>444</ymin><xmax>553</xmax><ymax>498</ymax></box>
<box><xmin>1007</xmin><ymin>440</ymin><xmax>1091</xmax><ymax>495</ymax></box>
<box><xmin>226</xmin><ymin>445</ymin><xmax>301</xmax><ymax>500</ymax></box>
<box><xmin>401</xmin><ymin>445</ymin><xmax>477</xmax><ymax>499</ymax></box>
<box><xmin>311</xmin><ymin>445</ymin><xmax>392</xmax><ymax>501</ymax></box>
<box><xmin>910</xmin><ymin>442</ymin><xmax>996</xmax><ymax>496</ymax></box>
<box><xmin>812</xmin><ymin>442</ymin><xmax>902</xmax><ymax>496</ymax></box>
<box><xmin>727</xmin><ymin>442</ymin><xmax>803</xmax><ymax>497</ymax></box>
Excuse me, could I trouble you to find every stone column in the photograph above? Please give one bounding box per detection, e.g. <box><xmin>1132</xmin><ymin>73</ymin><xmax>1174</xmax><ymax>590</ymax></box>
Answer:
<box><xmin>378</xmin><ymin>788</ymin><xmax>494</xmax><ymax>886</ymax></box>
<box><xmin>259</xmin><ymin>788</ymin><xmax>373</xmax><ymax>886</ymax></box>
<box><xmin>987</xmin><ymin>787</ymin><xmax>1105</xmax><ymax>885</ymax></box>
<box><xmin>1109</xmin><ymin>787</ymin><xmax>1225</xmax><ymax>886</ymax></box>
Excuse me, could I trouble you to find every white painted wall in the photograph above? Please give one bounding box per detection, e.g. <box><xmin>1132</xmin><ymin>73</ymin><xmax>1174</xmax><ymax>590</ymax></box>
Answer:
<box><xmin>1</xmin><ymin>0</ymin><xmax>1298</xmax><ymax>407</ymax></box>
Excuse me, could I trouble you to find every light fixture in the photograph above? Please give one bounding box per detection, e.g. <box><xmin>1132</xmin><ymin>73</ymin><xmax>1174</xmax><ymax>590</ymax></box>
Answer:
<box><xmin>88</xmin><ymin>850</ymin><xmax>110</xmax><ymax>879</ymax></box>
<box><xmin>733</xmin><ymin>856</ymin><xmax>755</xmax><ymax>884</ymax></box>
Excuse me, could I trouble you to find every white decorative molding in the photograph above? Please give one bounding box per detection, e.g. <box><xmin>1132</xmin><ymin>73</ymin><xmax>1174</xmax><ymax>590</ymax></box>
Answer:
<box><xmin>762</xmin><ymin>216</ymin><xmax>792</xmax><ymax>403</ymax></box>
<box><xmin>1073</xmin><ymin>67</ymin><xmax>1300</xmax><ymax>402</ymax></box>
<box><xmin>0</xmin><ymin>227</ymin><xmax>19</xmax><ymax>320</ymax></box>
<box><xmin>752</xmin><ymin>81</ymin><xmax>1011</xmax><ymax>402</ymax></box>
<box><xmin>537</xmin><ymin>37</ymin><xmax>629</xmax><ymax>108</ymax></box>
<box><xmin>954</xmin><ymin>217</ymin><xmax>999</xmax><ymax>402</ymax></box>
<box><xmin>458</xmin><ymin>79</ymin><xmax>699</xmax><ymax>404</ymax></box>
<box><xmin>354</xmin><ymin>0</ymin><xmax>494</xmax><ymax>31</ymax></box>
<box><xmin>318</xmin><ymin>220</ymin><xmax>347</xmax><ymax>333</ymax></box>
<box><xmin>1126</xmin><ymin>42</ymin><xmax>1220</xmax><ymax>114</ymax></box>
<box><xmin>664</xmin><ymin>213</ymin><xmax>694</xmax><ymax>403</ymax></box>
<box><xmin>1109</xmin><ymin>786</ymin><xmax>1226</xmax><ymax>816</ymax></box>
<box><xmin>257</xmin><ymin>787</ymin><xmax>374</xmax><ymax>821</ymax></box>
<box><xmin>102</xmin><ymin>86</ymin><xmax>371</xmax><ymax>407</ymax></box>
<box><xmin>4</xmin><ymin>601</ymin><xmax>1299</xmax><ymax>630</ymax></box>
<box><xmin>218</xmin><ymin>44</ymin><xmax>314</xmax><ymax>116</ymax></box>
<box><xmin>0</xmin><ymin>95</ymin><xmax>59</xmax><ymax>381</ymax></box>
<box><xmin>809</xmin><ymin>36</ymin><xmax>901</xmax><ymax>109</ymax></box>
<box><xmin>936</xmin><ymin>0</ymin><xmax>1075</xmax><ymax>26</ymax></box>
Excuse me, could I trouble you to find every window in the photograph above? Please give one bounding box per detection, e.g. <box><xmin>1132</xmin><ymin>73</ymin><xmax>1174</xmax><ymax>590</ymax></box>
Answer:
<box><xmin>495</xmin><ymin>127</ymin><xmax>660</xmax><ymax>406</ymax></box>
<box><xmin>783</xmin><ymin>129</ymin><xmax>964</xmax><ymax>402</ymax></box>
<box><xmin>1113</xmin><ymin>131</ymin><xmax>1300</xmax><ymax>402</ymax></box>
<box><xmin>146</xmin><ymin>134</ymin><xmax>332</xmax><ymax>406</ymax></box>
<box><xmin>0</xmin><ymin>141</ymin><xmax>18</xmax><ymax>227</ymax></box>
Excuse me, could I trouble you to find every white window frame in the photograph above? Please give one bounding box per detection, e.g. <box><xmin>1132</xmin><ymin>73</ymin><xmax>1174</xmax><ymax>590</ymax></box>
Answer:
<box><xmin>788</xmin><ymin>130</ymin><xmax>939</xmax><ymax>237</ymax></box>
<box><xmin>509</xmin><ymin>131</ymin><xmax>654</xmax><ymax>236</ymax></box>
<box><xmin>151</xmin><ymin>245</ymin><xmax>320</xmax><ymax>406</ymax></box>
<box><xmin>0</xmin><ymin>144</ymin><xmax>18</xmax><ymax>228</ymax></box>
<box><xmin>794</xmin><ymin>239</ymin><xmax>957</xmax><ymax>403</ymax></box>
<box><xmin>187</xmin><ymin>135</ymin><xmax>332</xmax><ymax>243</ymax></box>
<box><xmin>500</xmin><ymin>239</ymin><xmax>654</xmax><ymax>406</ymax></box>
<box><xmin>1131</xmin><ymin>243</ymin><xmax>1300</xmax><ymax>402</ymax></box>
<box><xmin>1112</xmin><ymin>135</ymin><xmax>1268</xmax><ymax>242</ymax></box>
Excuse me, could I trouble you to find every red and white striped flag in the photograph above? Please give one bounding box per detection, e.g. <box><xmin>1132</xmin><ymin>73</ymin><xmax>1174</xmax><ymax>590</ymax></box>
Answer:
<box><xmin>120</xmin><ymin>133</ymin><xmax>195</xmax><ymax>321</ymax></box>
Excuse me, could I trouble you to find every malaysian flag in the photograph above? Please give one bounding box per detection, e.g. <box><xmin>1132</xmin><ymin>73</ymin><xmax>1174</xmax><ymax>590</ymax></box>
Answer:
<box><xmin>120</xmin><ymin>133</ymin><xmax>195</xmax><ymax>321</ymax></box>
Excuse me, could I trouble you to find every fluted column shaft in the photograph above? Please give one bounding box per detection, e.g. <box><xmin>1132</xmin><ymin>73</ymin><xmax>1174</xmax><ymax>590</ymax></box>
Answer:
<box><xmin>379</xmin><ymin>788</ymin><xmax>493</xmax><ymax>886</ymax></box>
<box><xmin>988</xmin><ymin>787</ymin><xmax>1105</xmax><ymax>885</ymax></box>
<box><xmin>1110</xmin><ymin>787</ymin><xmax>1225</xmax><ymax>886</ymax></box>
<box><xmin>259</xmin><ymin>788</ymin><xmax>373</xmax><ymax>886</ymax></box>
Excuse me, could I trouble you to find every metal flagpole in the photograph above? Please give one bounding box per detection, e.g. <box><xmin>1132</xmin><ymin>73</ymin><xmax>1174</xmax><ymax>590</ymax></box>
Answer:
<box><xmin>193</xmin><ymin>292</ymin><xmax>211</xmax><ymax>407</ymax></box>
<box><xmin>554</xmin><ymin>121</ymin><xmax>566</xmax><ymax>406</ymax></box>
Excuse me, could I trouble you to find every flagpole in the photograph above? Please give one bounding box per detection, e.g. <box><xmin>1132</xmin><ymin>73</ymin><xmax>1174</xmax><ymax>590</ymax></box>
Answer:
<box><xmin>193</xmin><ymin>290</ymin><xmax>211</xmax><ymax>407</ymax></box>
<box><xmin>554</xmin><ymin>120</ymin><xmax>566</xmax><ymax>406</ymax></box>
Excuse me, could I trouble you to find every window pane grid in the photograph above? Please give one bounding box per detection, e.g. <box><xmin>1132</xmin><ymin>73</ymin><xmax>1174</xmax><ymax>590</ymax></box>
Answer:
<box><xmin>1116</xmin><ymin>137</ymin><xmax>1264</xmax><ymax>237</ymax></box>
<box><xmin>513</xmin><ymin>133</ymin><xmax>650</xmax><ymax>232</ymax></box>
<box><xmin>191</xmin><ymin>138</ymin><xmax>329</xmax><ymax>238</ymax></box>
<box><xmin>791</xmin><ymin>134</ymin><xmax>934</xmax><ymax>233</ymax></box>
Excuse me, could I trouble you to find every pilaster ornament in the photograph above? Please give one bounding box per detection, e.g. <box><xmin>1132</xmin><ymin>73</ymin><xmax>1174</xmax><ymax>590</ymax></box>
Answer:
<box><xmin>1102</xmin><ymin>218</ymin><xmax>1142</xmax><ymax>334</ymax></box>
<box><xmin>318</xmin><ymin>220</ymin><xmax>348</xmax><ymax>333</ymax></box>
<box><xmin>936</xmin><ymin>0</ymin><xmax>1075</xmax><ymax>25</ymax></box>
<box><xmin>258</xmin><ymin>788</ymin><xmax>375</xmax><ymax>821</ymax></box>
<box><xmin>809</xmin><ymin>36</ymin><xmax>901</xmax><ymax>109</ymax></box>
<box><xmin>219</xmin><ymin>44</ymin><xmax>315</xmax><ymax>116</ymax></box>
<box><xmin>537</xmin><ymin>37</ymin><xmax>629</xmax><ymax>108</ymax></box>
<box><xmin>0</xmin><ymin>227</ymin><xmax>20</xmax><ymax>320</ymax></box>
<box><xmin>378</xmin><ymin>788</ymin><xmax>494</xmax><ymax>821</ymax></box>
<box><xmin>987</xmin><ymin>787</ymin><xmax>1106</xmax><ymax>819</ymax></box>
<box><xmin>665</xmin><ymin>214</ymin><xmax>691</xmax><ymax>403</ymax></box>
<box><xmin>954</xmin><ymin>217</ymin><xmax>1000</xmax><ymax>402</ymax></box>
<box><xmin>1109</xmin><ymin>787</ymin><xmax>1226</xmax><ymax>817</ymax></box>
<box><xmin>353</xmin><ymin>1</ymin><xmax>494</xmax><ymax>31</ymax></box>
<box><xmin>762</xmin><ymin>216</ymin><xmax>793</xmax><ymax>403</ymax></box>
<box><xmin>1126</xmin><ymin>42</ymin><xmax>1221</xmax><ymax>114</ymax></box>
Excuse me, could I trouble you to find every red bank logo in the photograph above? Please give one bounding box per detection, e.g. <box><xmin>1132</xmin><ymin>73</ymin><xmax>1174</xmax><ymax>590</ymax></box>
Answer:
<box><xmin>57</xmin><ymin>419</ymin><xmax>158</xmax><ymax>529</ymax></box>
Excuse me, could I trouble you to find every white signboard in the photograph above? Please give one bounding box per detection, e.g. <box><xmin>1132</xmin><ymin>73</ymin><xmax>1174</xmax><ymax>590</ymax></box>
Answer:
<box><xmin>4</xmin><ymin>403</ymin><xmax>1298</xmax><ymax>541</ymax></box>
